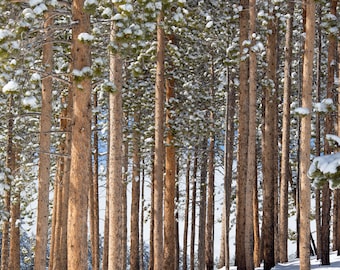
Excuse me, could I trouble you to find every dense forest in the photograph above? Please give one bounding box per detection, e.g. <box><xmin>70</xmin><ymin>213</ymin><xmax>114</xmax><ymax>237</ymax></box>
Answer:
<box><xmin>0</xmin><ymin>0</ymin><xmax>339</xmax><ymax>269</ymax></box>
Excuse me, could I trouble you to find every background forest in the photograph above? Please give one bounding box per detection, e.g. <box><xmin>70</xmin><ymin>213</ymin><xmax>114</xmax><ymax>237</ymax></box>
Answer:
<box><xmin>0</xmin><ymin>0</ymin><xmax>339</xmax><ymax>270</ymax></box>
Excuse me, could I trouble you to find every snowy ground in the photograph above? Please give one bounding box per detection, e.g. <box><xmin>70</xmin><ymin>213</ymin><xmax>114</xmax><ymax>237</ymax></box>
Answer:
<box><xmin>219</xmin><ymin>251</ymin><xmax>340</xmax><ymax>270</ymax></box>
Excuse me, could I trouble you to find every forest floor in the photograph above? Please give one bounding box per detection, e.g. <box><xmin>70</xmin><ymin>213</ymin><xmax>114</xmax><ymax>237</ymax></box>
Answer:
<box><xmin>222</xmin><ymin>251</ymin><xmax>340</xmax><ymax>269</ymax></box>
<box><xmin>265</xmin><ymin>251</ymin><xmax>340</xmax><ymax>269</ymax></box>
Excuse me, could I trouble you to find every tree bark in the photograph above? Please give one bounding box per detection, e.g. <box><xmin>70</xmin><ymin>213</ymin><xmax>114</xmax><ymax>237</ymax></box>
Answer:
<box><xmin>67</xmin><ymin>0</ymin><xmax>92</xmax><ymax>268</ymax></box>
<box><xmin>9</xmin><ymin>186</ymin><xmax>20</xmax><ymax>270</ymax></box>
<box><xmin>235</xmin><ymin>1</ymin><xmax>249</xmax><ymax>268</ymax></box>
<box><xmin>198</xmin><ymin>140</ymin><xmax>208</xmax><ymax>270</ymax></box>
<box><xmin>279</xmin><ymin>0</ymin><xmax>294</xmax><ymax>263</ymax></box>
<box><xmin>1</xmin><ymin>96</ymin><xmax>14</xmax><ymax>270</ymax></box>
<box><xmin>262</xmin><ymin>3</ymin><xmax>277</xmax><ymax>269</ymax></box>
<box><xmin>90</xmin><ymin>91</ymin><xmax>99</xmax><ymax>270</ymax></box>
<box><xmin>245</xmin><ymin>0</ymin><xmax>256</xmax><ymax>268</ymax></box>
<box><xmin>190</xmin><ymin>149</ymin><xmax>198</xmax><ymax>270</ymax></box>
<box><xmin>130</xmin><ymin>107</ymin><xmax>141</xmax><ymax>270</ymax></box>
<box><xmin>299</xmin><ymin>1</ymin><xmax>315</xmax><ymax>269</ymax></box>
<box><xmin>108</xmin><ymin>22</ymin><xmax>124</xmax><ymax>269</ymax></box>
<box><xmin>183</xmin><ymin>155</ymin><xmax>191</xmax><ymax>270</ymax></box>
<box><xmin>164</xmin><ymin>77</ymin><xmax>176</xmax><ymax>270</ymax></box>
<box><xmin>153</xmin><ymin>10</ymin><xmax>165</xmax><ymax>270</ymax></box>
<box><xmin>34</xmin><ymin>9</ymin><xmax>53</xmax><ymax>270</ymax></box>
<box><xmin>205</xmin><ymin>55</ymin><xmax>215</xmax><ymax>270</ymax></box>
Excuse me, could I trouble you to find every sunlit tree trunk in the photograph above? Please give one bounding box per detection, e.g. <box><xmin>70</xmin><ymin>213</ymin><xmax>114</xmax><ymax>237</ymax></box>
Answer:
<box><xmin>299</xmin><ymin>1</ymin><xmax>315</xmax><ymax>269</ymax></box>
<box><xmin>164</xmin><ymin>76</ymin><xmax>176</xmax><ymax>270</ymax></box>
<box><xmin>153</xmin><ymin>10</ymin><xmax>165</xmax><ymax>270</ymax></box>
<box><xmin>67</xmin><ymin>0</ymin><xmax>92</xmax><ymax>268</ymax></box>
<box><xmin>34</xmin><ymin>9</ymin><xmax>53</xmax><ymax>270</ymax></box>
<box><xmin>235</xmin><ymin>1</ymin><xmax>249</xmax><ymax>268</ymax></box>
<box><xmin>108</xmin><ymin>20</ymin><xmax>124</xmax><ymax>269</ymax></box>
<box><xmin>279</xmin><ymin>0</ymin><xmax>294</xmax><ymax>263</ymax></box>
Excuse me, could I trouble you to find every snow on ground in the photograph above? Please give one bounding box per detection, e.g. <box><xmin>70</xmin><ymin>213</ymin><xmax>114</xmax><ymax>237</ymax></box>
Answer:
<box><xmin>271</xmin><ymin>252</ymin><xmax>340</xmax><ymax>270</ymax></box>
<box><xmin>218</xmin><ymin>251</ymin><xmax>340</xmax><ymax>270</ymax></box>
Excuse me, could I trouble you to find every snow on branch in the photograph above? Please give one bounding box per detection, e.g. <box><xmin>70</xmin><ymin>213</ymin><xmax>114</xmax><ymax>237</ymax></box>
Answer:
<box><xmin>308</xmin><ymin>152</ymin><xmax>340</xmax><ymax>188</ymax></box>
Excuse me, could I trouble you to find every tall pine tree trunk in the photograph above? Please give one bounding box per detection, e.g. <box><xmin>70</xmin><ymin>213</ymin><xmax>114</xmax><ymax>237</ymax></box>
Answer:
<box><xmin>245</xmin><ymin>1</ymin><xmax>256</xmax><ymax>268</ymax></box>
<box><xmin>205</xmin><ymin>55</ymin><xmax>215</xmax><ymax>270</ymax></box>
<box><xmin>130</xmin><ymin>108</ymin><xmax>141</xmax><ymax>270</ymax></box>
<box><xmin>67</xmin><ymin>0</ymin><xmax>92</xmax><ymax>268</ymax></box>
<box><xmin>108</xmin><ymin>21</ymin><xmax>124</xmax><ymax>269</ymax></box>
<box><xmin>183</xmin><ymin>154</ymin><xmax>191</xmax><ymax>270</ymax></box>
<box><xmin>9</xmin><ymin>183</ymin><xmax>20</xmax><ymax>270</ymax></box>
<box><xmin>34</xmin><ymin>9</ymin><xmax>53</xmax><ymax>270</ymax></box>
<box><xmin>299</xmin><ymin>1</ymin><xmax>315</xmax><ymax>269</ymax></box>
<box><xmin>262</xmin><ymin>2</ymin><xmax>277</xmax><ymax>269</ymax></box>
<box><xmin>90</xmin><ymin>91</ymin><xmax>100</xmax><ymax>270</ymax></box>
<box><xmin>235</xmin><ymin>1</ymin><xmax>249</xmax><ymax>268</ymax></box>
<box><xmin>279</xmin><ymin>0</ymin><xmax>294</xmax><ymax>263</ymax></box>
<box><xmin>190</xmin><ymin>149</ymin><xmax>198</xmax><ymax>270</ymax></box>
<box><xmin>153</xmin><ymin>10</ymin><xmax>165</xmax><ymax>270</ymax></box>
<box><xmin>164</xmin><ymin>76</ymin><xmax>176</xmax><ymax>269</ymax></box>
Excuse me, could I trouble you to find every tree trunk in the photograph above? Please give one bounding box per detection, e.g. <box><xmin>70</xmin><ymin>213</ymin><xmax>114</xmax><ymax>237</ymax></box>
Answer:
<box><xmin>183</xmin><ymin>155</ymin><xmax>191</xmax><ymax>270</ymax></box>
<box><xmin>245</xmin><ymin>1</ymin><xmax>256</xmax><ymax>268</ymax></box>
<box><xmin>279</xmin><ymin>0</ymin><xmax>294</xmax><ymax>263</ymax></box>
<box><xmin>164</xmin><ymin>76</ymin><xmax>176</xmax><ymax>270</ymax></box>
<box><xmin>67</xmin><ymin>0</ymin><xmax>92</xmax><ymax>268</ymax></box>
<box><xmin>9</xmin><ymin>186</ymin><xmax>20</xmax><ymax>270</ymax></box>
<box><xmin>262</xmin><ymin>3</ymin><xmax>277</xmax><ymax>269</ymax></box>
<box><xmin>1</xmin><ymin>96</ymin><xmax>14</xmax><ymax>270</ymax></box>
<box><xmin>190</xmin><ymin>149</ymin><xmax>198</xmax><ymax>270</ymax></box>
<box><xmin>314</xmin><ymin>1</ymin><xmax>322</xmax><ymax>260</ymax></box>
<box><xmin>321</xmin><ymin>183</ymin><xmax>331</xmax><ymax>265</ymax></box>
<box><xmin>205</xmin><ymin>55</ymin><xmax>215</xmax><ymax>270</ymax></box>
<box><xmin>235</xmin><ymin>1</ymin><xmax>249</xmax><ymax>268</ymax></box>
<box><xmin>108</xmin><ymin>21</ymin><xmax>124</xmax><ymax>268</ymax></box>
<box><xmin>222</xmin><ymin>68</ymin><xmax>236</xmax><ymax>269</ymax></box>
<box><xmin>198</xmin><ymin>140</ymin><xmax>208</xmax><ymax>270</ymax></box>
<box><xmin>130</xmin><ymin>109</ymin><xmax>141</xmax><ymax>270</ymax></box>
<box><xmin>102</xmin><ymin>146</ymin><xmax>110</xmax><ymax>270</ymax></box>
<box><xmin>299</xmin><ymin>1</ymin><xmax>315</xmax><ymax>269</ymax></box>
<box><xmin>140</xmin><ymin>159</ymin><xmax>146</xmax><ymax>270</ymax></box>
<box><xmin>122</xmin><ymin>140</ymin><xmax>128</xmax><ymax>270</ymax></box>
<box><xmin>90</xmin><ymin>91</ymin><xmax>100</xmax><ymax>270</ymax></box>
<box><xmin>153</xmin><ymin>10</ymin><xmax>165</xmax><ymax>270</ymax></box>
<box><xmin>34</xmin><ymin>9</ymin><xmax>53</xmax><ymax>270</ymax></box>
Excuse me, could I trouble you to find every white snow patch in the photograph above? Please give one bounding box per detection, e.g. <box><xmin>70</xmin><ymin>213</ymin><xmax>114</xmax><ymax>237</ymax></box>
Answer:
<box><xmin>33</xmin><ymin>3</ymin><xmax>47</xmax><ymax>15</ymax></box>
<box><xmin>119</xmin><ymin>3</ymin><xmax>133</xmax><ymax>12</ymax></box>
<box><xmin>3</xmin><ymin>80</ymin><xmax>19</xmax><ymax>94</ymax></box>
<box><xmin>294</xmin><ymin>107</ymin><xmax>310</xmax><ymax>116</ymax></box>
<box><xmin>206</xmin><ymin>21</ymin><xmax>213</xmax><ymax>28</ymax></box>
<box><xmin>22</xmin><ymin>96</ymin><xmax>38</xmax><ymax>109</ymax></box>
<box><xmin>0</xmin><ymin>29</ymin><xmax>14</xmax><ymax>41</ymax></box>
<box><xmin>29</xmin><ymin>0</ymin><xmax>43</xmax><ymax>7</ymax></box>
<box><xmin>78</xmin><ymin>32</ymin><xmax>95</xmax><ymax>42</ymax></box>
